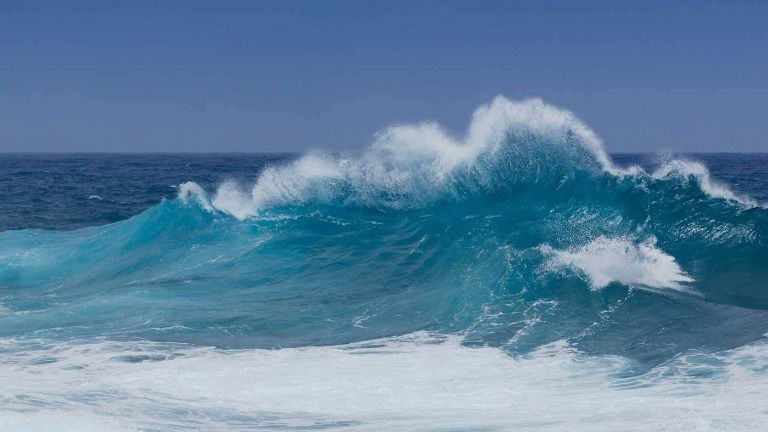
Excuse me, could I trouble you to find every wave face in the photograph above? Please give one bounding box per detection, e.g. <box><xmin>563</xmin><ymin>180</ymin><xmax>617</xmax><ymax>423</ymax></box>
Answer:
<box><xmin>2</xmin><ymin>97</ymin><xmax>767</xmax><ymax>361</ymax></box>
<box><xmin>1</xmin><ymin>97</ymin><xmax>767</xmax><ymax>430</ymax></box>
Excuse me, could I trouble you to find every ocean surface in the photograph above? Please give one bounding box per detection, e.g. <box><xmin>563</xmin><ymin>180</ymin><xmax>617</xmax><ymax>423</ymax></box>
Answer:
<box><xmin>1</xmin><ymin>97</ymin><xmax>767</xmax><ymax>431</ymax></box>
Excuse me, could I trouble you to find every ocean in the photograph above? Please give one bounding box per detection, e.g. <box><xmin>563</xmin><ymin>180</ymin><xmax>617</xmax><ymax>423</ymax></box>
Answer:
<box><xmin>1</xmin><ymin>97</ymin><xmax>767</xmax><ymax>431</ymax></box>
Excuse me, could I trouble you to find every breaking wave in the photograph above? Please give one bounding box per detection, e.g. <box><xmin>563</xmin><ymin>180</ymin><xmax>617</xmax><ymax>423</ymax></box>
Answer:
<box><xmin>2</xmin><ymin>96</ymin><xmax>767</xmax><ymax>362</ymax></box>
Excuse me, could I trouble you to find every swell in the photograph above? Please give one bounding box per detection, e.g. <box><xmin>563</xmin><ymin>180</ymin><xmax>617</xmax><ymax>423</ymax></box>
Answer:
<box><xmin>0</xmin><ymin>97</ymin><xmax>766</xmax><ymax>367</ymax></box>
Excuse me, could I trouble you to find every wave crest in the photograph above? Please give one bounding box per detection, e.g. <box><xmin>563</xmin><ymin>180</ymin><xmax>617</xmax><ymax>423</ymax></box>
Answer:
<box><xmin>178</xmin><ymin>96</ymin><xmax>760</xmax><ymax>219</ymax></box>
<box><xmin>181</xmin><ymin>96</ymin><xmax>612</xmax><ymax>218</ymax></box>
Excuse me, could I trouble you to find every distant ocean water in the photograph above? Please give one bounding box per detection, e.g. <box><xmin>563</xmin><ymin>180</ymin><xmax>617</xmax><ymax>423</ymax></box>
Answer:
<box><xmin>1</xmin><ymin>97</ymin><xmax>767</xmax><ymax>431</ymax></box>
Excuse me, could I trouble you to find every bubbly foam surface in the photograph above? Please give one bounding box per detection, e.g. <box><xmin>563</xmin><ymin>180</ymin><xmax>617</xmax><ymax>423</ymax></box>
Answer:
<box><xmin>1</xmin><ymin>334</ymin><xmax>767</xmax><ymax>431</ymax></box>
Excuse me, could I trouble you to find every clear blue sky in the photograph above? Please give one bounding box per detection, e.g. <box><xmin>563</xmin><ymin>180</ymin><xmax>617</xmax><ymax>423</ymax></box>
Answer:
<box><xmin>1</xmin><ymin>0</ymin><xmax>766</xmax><ymax>153</ymax></box>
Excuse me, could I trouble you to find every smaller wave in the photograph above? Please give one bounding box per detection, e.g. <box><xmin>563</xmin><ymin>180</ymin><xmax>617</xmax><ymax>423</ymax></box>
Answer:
<box><xmin>651</xmin><ymin>158</ymin><xmax>760</xmax><ymax>207</ymax></box>
<box><xmin>541</xmin><ymin>237</ymin><xmax>695</xmax><ymax>292</ymax></box>
<box><xmin>177</xmin><ymin>181</ymin><xmax>215</xmax><ymax>212</ymax></box>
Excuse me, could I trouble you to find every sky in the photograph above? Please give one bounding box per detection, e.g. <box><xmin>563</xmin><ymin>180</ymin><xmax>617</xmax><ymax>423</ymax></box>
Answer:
<box><xmin>1</xmin><ymin>0</ymin><xmax>767</xmax><ymax>153</ymax></box>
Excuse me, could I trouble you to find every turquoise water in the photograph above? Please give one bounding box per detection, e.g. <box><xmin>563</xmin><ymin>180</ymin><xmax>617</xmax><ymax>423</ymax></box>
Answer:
<box><xmin>1</xmin><ymin>97</ymin><xmax>767</xmax><ymax>431</ymax></box>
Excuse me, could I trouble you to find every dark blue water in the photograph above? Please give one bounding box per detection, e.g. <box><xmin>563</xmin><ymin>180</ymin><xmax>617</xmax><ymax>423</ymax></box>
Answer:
<box><xmin>0</xmin><ymin>153</ymin><xmax>292</xmax><ymax>231</ymax></box>
<box><xmin>1</xmin><ymin>153</ymin><xmax>765</xmax><ymax>232</ymax></box>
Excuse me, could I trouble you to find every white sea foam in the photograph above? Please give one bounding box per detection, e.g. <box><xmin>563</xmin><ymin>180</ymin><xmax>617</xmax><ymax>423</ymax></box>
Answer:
<box><xmin>1</xmin><ymin>333</ymin><xmax>766</xmax><ymax>431</ymax></box>
<box><xmin>541</xmin><ymin>236</ymin><xmax>694</xmax><ymax>292</ymax></box>
<box><xmin>211</xmin><ymin>181</ymin><xmax>258</xmax><ymax>220</ymax></box>
<box><xmin>175</xmin><ymin>96</ymin><xmax>761</xmax><ymax>218</ymax></box>
<box><xmin>177</xmin><ymin>181</ymin><xmax>214</xmax><ymax>212</ymax></box>
<box><xmin>178</xmin><ymin>97</ymin><xmax>614</xmax><ymax>219</ymax></box>
<box><xmin>652</xmin><ymin>158</ymin><xmax>759</xmax><ymax>207</ymax></box>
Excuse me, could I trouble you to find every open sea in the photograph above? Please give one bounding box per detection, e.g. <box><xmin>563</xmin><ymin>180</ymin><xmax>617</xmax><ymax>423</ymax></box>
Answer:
<box><xmin>1</xmin><ymin>98</ymin><xmax>767</xmax><ymax>431</ymax></box>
